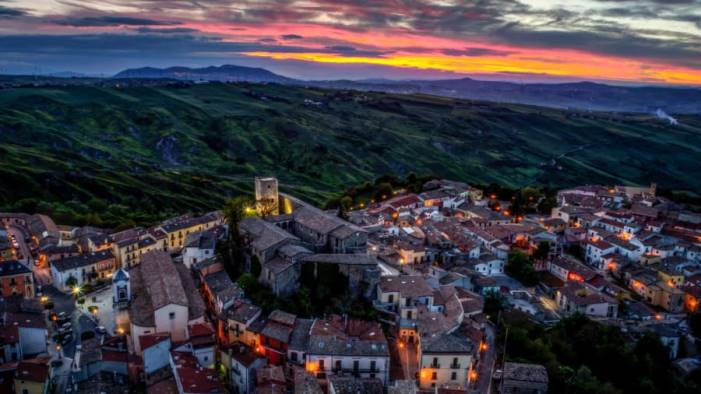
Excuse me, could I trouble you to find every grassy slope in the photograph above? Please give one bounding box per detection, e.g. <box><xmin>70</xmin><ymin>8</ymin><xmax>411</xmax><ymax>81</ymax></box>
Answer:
<box><xmin>0</xmin><ymin>82</ymin><xmax>699</xmax><ymax>215</ymax></box>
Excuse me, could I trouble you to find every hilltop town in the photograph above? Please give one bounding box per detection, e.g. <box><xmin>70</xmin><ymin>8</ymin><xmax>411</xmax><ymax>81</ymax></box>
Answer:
<box><xmin>1</xmin><ymin>176</ymin><xmax>700</xmax><ymax>394</ymax></box>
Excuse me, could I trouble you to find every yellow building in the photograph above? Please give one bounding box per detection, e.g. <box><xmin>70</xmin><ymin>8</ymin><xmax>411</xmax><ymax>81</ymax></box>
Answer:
<box><xmin>159</xmin><ymin>212</ymin><xmax>223</xmax><ymax>251</ymax></box>
<box><xmin>113</xmin><ymin>234</ymin><xmax>166</xmax><ymax>268</ymax></box>
<box><xmin>14</xmin><ymin>358</ymin><xmax>50</xmax><ymax>394</ymax></box>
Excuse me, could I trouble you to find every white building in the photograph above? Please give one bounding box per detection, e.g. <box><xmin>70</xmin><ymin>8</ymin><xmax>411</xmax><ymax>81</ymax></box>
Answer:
<box><xmin>127</xmin><ymin>251</ymin><xmax>206</xmax><ymax>354</ymax></box>
<box><xmin>50</xmin><ymin>250</ymin><xmax>116</xmax><ymax>293</ymax></box>
<box><xmin>306</xmin><ymin>316</ymin><xmax>390</xmax><ymax>385</ymax></box>
<box><xmin>182</xmin><ymin>231</ymin><xmax>217</xmax><ymax>269</ymax></box>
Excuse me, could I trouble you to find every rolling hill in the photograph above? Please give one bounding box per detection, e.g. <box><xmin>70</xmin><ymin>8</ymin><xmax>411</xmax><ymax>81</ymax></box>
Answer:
<box><xmin>110</xmin><ymin>64</ymin><xmax>701</xmax><ymax>114</ymax></box>
<box><xmin>0</xmin><ymin>81</ymin><xmax>699</xmax><ymax>223</ymax></box>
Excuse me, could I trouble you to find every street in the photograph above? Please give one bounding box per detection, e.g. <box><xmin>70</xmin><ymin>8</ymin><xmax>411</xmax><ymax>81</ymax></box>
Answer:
<box><xmin>6</xmin><ymin>224</ymin><xmax>30</xmax><ymax>263</ymax></box>
<box><xmin>471</xmin><ymin>323</ymin><xmax>497</xmax><ymax>394</ymax></box>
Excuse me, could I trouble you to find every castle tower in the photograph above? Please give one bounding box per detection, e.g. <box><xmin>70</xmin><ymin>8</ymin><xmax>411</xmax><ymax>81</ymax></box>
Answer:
<box><xmin>255</xmin><ymin>177</ymin><xmax>279</xmax><ymax>216</ymax></box>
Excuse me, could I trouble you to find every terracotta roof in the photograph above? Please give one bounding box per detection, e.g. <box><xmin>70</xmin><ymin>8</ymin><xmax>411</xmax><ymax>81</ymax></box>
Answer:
<box><xmin>139</xmin><ymin>333</ymin><xmax>170</xmax><ymax>350</ymax></box>
<box><xmin>379</xmin><ymin>275</ymin><xmax>433</xmax><ymax>298</ymax></box>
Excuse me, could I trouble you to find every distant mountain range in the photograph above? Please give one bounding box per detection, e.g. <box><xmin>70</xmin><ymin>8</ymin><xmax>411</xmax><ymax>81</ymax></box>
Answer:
<box><xmin>106</xmin><ymin>64</ymin><xmax>701</xmax><ymax>114</ymax></box>
<box><xmin>115</xmin><ymin>64</ymin><xmax>294</xmax><ymax>84</ymax></box>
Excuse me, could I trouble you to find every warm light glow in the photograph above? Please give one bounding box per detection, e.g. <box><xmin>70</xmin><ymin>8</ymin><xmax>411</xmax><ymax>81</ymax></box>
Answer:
<box><xmin>479</xmin><ymin>342</ymin><xmax>488</xmax><ymax>352</ymax></box>
<box><xmin>469</xmin><ymin>370</ymin><xmax>478</xmax><ymax>381</ymax></box>
<box><xmin>306</xmin><ymin>362</ymin><xmax>318</xmax><ymax>373</ymax></box>
<box><xmin>567</xmin><ymin>272</ymin><xmax>584</xmax><ymax>283</ymax></box>
<box><xmin>72</xmin><ymin>286</ymin><xmax>81</xmax><ymax>295</ymax></box>
<box><xmin>40</xmin><ymin>296</ymin><xmax>49</xmax><ymax>303</ymax></box>
<box><xmin>117</xmin><ymin>327</ymin><xmax>125</xmax><ymax>335</ymax></box>
<box><xmin>490</xmin><ymin>194</ymin><xmax>497</xmax><ymax>200</ymax></box>
<box><xmin>655</xmin><ymin>314</ymin><xmax>662</xmax><ymax>321</ymax></box>
<box><xmin>607</xmin><ymin>262</ymin><xmax>617</xmax><ymax>270</ymax></box>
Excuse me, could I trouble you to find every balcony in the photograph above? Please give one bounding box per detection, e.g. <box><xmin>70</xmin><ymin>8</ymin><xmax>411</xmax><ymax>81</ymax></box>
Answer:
<box><xmin>450</xmin><ymin>363</ymin><xmax>461</xmax><ymax>369</ymax></box>
<box><xmin>430</xmin><ymin>363</ymin><xmax>441</xmax><ymax>369</ymax></box>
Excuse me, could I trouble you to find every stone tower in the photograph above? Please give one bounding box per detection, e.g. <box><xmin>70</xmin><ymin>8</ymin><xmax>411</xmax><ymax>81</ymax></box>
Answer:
<box><xmin>255</xmin><ymin>177</ymin><xmax>279</xmax><ymax>216</ymax></box>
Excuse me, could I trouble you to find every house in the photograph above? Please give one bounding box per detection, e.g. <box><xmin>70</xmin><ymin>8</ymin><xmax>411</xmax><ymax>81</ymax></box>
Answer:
<box><xmin>306</xmin><ymin>315</ymin><xmax>390</xmax><ymax>384</ymax></box>
<box><xmin>113</xmin><ymin>234</ymin><xmax>165</xmax><ymax>269</ymax></box>
<box><xmin>221</xmin><ymin>344</ymin><xmax>266</xmax><ymax>394</ymax></box>
<box><xmin>377</xmin><ymin>275</ymin><xmax>434</xmax><ymax>326</ymax></box>
<box><xmin>226</xmin><ymin>302</ymin><xmax>262</xmax><ymax>347</ymax></box>
<box><xmin>14</xmin><ymin>357</ymin><xmax>50</xmax><ymax>394</ymax></box>
<box><xmin>418</xmin><ymin>332</ymin><xmax>474</xmax><ymax>390</ymax></box>
<box><xmin>555</xmin><ymin>282</ymin><xmax>618</xmax><ymax>318</ymax></box>
<box><xmin>259</xmin><ymin>310</ymin><xmax>297</xmax><ymax>365</ymax></box>
<box><xmin>287</xmin><ymin>318</ymin><xmax>314</xmax><ymax>366</ymax></box>
<box><xmin>256</xmin><ymin>365</ymin><xmax>286</xmax><ymax>394</ymax></box>
<box><xmin>174</xmin><ymin>323</ymin><xmax>217</xmax><ymax>368</ymax></box>
<box><xmin>327</xmin><ymin>376</ymin><xmax>384</xmax><ymax>394</ymax></box>
<box><xmin>201</xmin><ymin>271</ymin><xmax>243</xmax><ymax>316</ymax></box>
<box><xmin>585</xmin><ymin>239</ymin><xmax>616</xmax><ymax>271</ymax></box>
<box><xmin>2</xmin><ymin>312</ymin><xmax>47</xmax><ymax>359</ymax></box>
<box><xmin>183</xmin><ymin>231</ymin><xmax>217</xmax><ymax>269</ymax></box>
<box><xmin>159</xmin><ymin>212</ymin><xmax>222</xmax><ymax>251</ymax></box>
<box><xmin>548</xmin><ymin>256</ymin><xmax>597</xmax><ymax>283</ymax></box>
<box><xmin>0</xmin><ymin>261</ymin><xmax>34</xmax><ymax>299</ymax></box>
<box><xmin>128</xmin><ymin>251</ymin><xmax>206</xmax><ymax>354</ymax></box>
<box><xmin>462</xmin><ymin>254</ymin><xmax>504</xmax><ymax>276</ymax></box>
<box><xmin>239</xmin><ymin>218</ymin><xmax>300</xmax><ymax>264</ymax></box>
<box><xmin>50</xmin><ymin>250</ymin><xmax>116</xmax><ymax>293</ymax></box>
<box><xmin>648</xmin><ymin>324</ymin><xmax>680</xmax><ymax>359</ymax></box>
<box><xmin>289</xmin><ymin>204</ymin><xmax>368</xmax><ymax>254</ymax></box>
<box><xmin>501</xmin><ymin>362</ymin><xmax>548</xmax><ymax>394</ymax></box>
<box><xmin>170</xmin><ymin>351</ymin><xmax>225</xmax><ymax>394</ymax></box>
<box><xmin>141</xmin><ymin>333</ymin><xmax>172</xmax><ymax>376</ymax></box>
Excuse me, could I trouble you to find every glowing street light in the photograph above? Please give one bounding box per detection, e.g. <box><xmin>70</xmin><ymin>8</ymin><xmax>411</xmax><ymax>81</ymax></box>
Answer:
<box><xmin>72</xmin><ymin>286</ymin><xmax>81</xmax><ymax>296</ymax></box>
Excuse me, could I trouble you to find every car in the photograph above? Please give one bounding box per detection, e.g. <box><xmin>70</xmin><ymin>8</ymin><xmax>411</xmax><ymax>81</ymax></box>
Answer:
<box><xmin>60</xmin><ymin>322</ymin><xmax>72</xmax><ymax>330</ymax></box>
<box><xmin>96</xmin><ymin>326</ymin><xmax>107</xmax><ymax>335</ymax></box>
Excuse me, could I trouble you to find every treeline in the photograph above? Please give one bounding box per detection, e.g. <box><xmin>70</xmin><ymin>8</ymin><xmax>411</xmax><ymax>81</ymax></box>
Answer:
<box><xmin>498</xmin><ymin>312</ymin><xmax>701</xmax><ymax>394</ymax></box>
<box><xmin>324</xmin><ymin>172</ymin><xmax>438</xmax><ymax>210</ymax></box>
<box><xmin>2</xmin><ymin>197</ymin><xmax>180</xmax><ymax>230</ymax></box>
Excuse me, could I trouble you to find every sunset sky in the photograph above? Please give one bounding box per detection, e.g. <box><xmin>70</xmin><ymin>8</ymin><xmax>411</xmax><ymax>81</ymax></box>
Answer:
<box><xmin>1</xmin><ymin>0</ymin><xmax>700</xmax><ymax>85</ymax></box>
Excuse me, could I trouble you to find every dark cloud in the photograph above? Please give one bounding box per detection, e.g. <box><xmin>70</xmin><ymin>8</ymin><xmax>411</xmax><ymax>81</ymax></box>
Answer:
<box><xmin>0</xmin><ymin>5</ymin><xmax>25</xmax><ymax>17</ymax></box>
<box><xmin>135</xmin><ymin>27</ymin><xmax>199</xmax><ymax>34</ymax></box>
<box><xmin>54</xmin><ymin>16</ymin><xmax>181</xmax><ymax>27</ymax></box>
<box><xmin>442</xmin><ymin>47</ymin><xmax>515</xmax><ymax>57</ymax></box>
<box><xmin>281</xmin><ymin>34</ymin><xmax>303</xmax><ymax>40</ymax></box>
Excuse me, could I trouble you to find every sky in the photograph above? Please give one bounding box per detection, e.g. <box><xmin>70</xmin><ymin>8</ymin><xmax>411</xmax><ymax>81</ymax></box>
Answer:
<box><xmin>1</xmin><ymin>0</ymin><xmax>700</xmax><ymax>85</ymax></box>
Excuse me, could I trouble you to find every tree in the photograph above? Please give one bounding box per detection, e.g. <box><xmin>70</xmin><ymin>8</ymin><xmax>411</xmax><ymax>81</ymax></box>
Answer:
<box><xmin>222</xmin><ymin>196</ymin><xmax>253</xmax><ymax>279</ymax></box>
<box><xmin>250</xmin><ymin>255</ymin><xmax>262</xmax><ymax>278</ymax></box>
<box><xmin>506</xmin><ymin>250</ymin><xmax>539</xmax><ymax>286</ymax></box>
<box><xmin>532</xmin><ymin>241</ymin><xmax>551</xmax><ymax>260</ymax></box>
<box><xmin>65</xmin><ymin>276</ymin><xmax>78</xmax><ymax>289</ymax></box>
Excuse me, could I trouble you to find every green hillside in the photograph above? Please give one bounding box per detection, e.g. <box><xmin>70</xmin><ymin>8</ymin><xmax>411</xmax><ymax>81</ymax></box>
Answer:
<box><xmin>1</xmin><ymin>81</ymin><xmax>699</xmax><ymax>225</ymax></box>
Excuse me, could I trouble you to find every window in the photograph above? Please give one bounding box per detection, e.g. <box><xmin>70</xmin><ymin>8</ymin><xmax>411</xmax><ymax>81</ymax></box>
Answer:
<box><xmin>388</xmin><ymin>294</ymin><xmax>394</xmax><ymax>303</ymax></box>
<box><xmin>431</xmin><ymin>372</ymin><xmax>437</xmax><ymax>380</ymax></box>
<box><xmin>370</xmin><ymin>360</ymin><xmax>376</xmax><ymax>371</ymax></box>
<box><xmin>319</xmin><ymin>360</ymin><xmax>325</xmax><ymax>369</ymax></box>
<box><xmin>291</xmin><ymin>352</ymin><xmax>298</xmax><ymax>362</ymax></box>
<box><xmin>335</xmin><ymin>360</ymin><xmax>341</xmax><ymax>370</ymax></box>
<box><xmin>169</xmin><ymin>312</ymin><xmax>175</xmax><ymax>319</ymax></box>
<box><xmin>353</xmin><ymin>360</ymin><xmax>359</xmax><ymax>371</ymax></box>
<box><xmin>451</xmin><ymin>372</ymin><xmax>457</xmax><ymax>380</ymax></box>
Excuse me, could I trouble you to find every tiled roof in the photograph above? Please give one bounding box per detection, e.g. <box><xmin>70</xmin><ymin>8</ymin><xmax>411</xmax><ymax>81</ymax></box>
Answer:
<box><xmin>52</xmin><ymin>250</ymin><xmax>114</xmax><ymax>272</ymax></box>
<box><xmin>503</xmin><ymin>362</ymin><xmax>548</xmax><ymax>384</ymax></box>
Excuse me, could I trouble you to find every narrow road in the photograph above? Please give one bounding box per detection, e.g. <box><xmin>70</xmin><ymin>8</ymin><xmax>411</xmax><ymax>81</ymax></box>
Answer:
<box><xmin>471</xmin><ymin>323</ymin><xmax>497</xmax><ymax>394</ymax></box>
